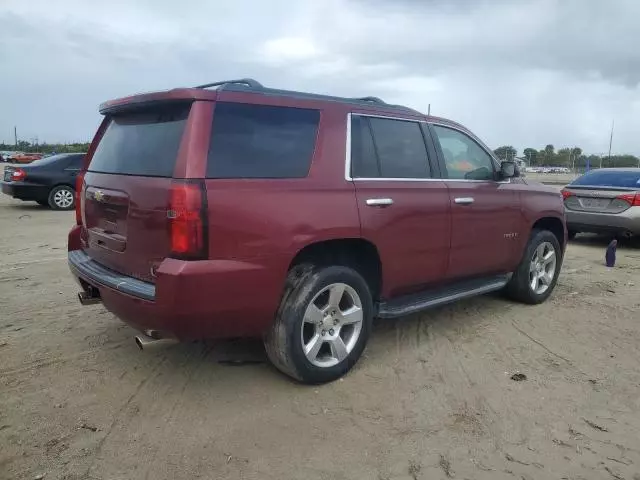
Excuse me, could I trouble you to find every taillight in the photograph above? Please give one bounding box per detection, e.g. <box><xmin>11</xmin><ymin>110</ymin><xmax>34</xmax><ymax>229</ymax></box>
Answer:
<box><xmin>168</xmin><ymin>181</ymin><xmax>208</xmax><ymax>259</ymax></box>
<box><xmin>11</xmin><ymin>168</ymin><xmax>26</xmax><ymax>182</ymax></box>
<box><xmin>561</xmin><ymin>189</ymin><xmax>573</xmax><ymax>200</ymax></box>
<box><xmin>617</xmin><ymin>192</ymin><xmax>640</xmax><ymax>207</ymax></box>
<box><xmin>75</xmin><ymin>171</ymin><xmax>85</xmax><ymax>225</ymax></box>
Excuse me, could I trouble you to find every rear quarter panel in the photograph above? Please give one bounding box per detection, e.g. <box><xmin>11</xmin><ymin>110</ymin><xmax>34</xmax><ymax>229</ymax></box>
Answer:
<box><xmin>198</xmin><ymin>99</ymin><xmax>359</xmax><ymax>261</ymax></box>
<box><xmin>198</xmin><ymin>101</ymin><xmax>360</xmax><ymax>329</ymax></box>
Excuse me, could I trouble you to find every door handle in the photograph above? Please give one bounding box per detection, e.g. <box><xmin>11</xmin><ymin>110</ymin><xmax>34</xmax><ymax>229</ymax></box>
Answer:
<box><xmin>366</xmin><ymin>198</ymin><xmax>394</xmax><ymax>207</ymax></box>
<box><xmin>454</xmin><ymin>197</ymin><xmax>475</xmax><ymax>205</ymax></box>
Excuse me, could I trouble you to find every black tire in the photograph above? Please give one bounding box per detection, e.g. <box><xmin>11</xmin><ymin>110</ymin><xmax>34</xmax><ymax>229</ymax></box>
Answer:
<box><xmin>567</xmin><ymin>230</ymin><xmax>578</xmax><ymax>240</ymax></box>
<box><xmin>48</xmin><ymin>185</ymin><xmax>75</xmax><ymax>210</ymax></box>
<box><xmin>264</xmin><ymin>264</ymin><xmax>373</xmax><ymax>384</ymax></box>
<box><xmin>506</xmin><ymin>229</ymin><xmax>562</xmax><ymax>305</ymax></box>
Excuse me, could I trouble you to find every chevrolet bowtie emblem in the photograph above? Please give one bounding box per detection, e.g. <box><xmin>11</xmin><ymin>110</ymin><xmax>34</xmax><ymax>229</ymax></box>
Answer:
<box><xmin>94</xmin><ymin>190</ymin><xmax>104</xmax><ymax>202</ymax></box>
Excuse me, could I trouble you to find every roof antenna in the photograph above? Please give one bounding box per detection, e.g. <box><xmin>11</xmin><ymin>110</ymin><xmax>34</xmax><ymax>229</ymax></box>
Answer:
<box><xmin>428</xmin><ymin>104</ymin><xmax>431</xmax><ymax>116</ymax></box>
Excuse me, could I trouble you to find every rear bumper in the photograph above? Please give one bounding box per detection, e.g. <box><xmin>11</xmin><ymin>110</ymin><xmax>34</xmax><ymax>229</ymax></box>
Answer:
<box><xmin>67</xmin><ymin>229</ymin><xmax>287</xmax><ymax>341</ymax></box>
<box><xmin>566</xmin><ymin>208</ymin><xmax>640</xmax><ymax>235</ymax></box>
<box><xmin>1</xmin><ymin>181</ymin><xmax>48</xmax><ymax>201</ymax></box>
<box><xmin>69</xmin><ymin>250</ymin><xmax>155</xmax><ymax>300</ymax></box>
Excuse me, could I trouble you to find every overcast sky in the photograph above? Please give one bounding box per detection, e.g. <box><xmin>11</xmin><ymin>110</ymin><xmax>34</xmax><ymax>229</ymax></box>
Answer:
<box><xmin>1</xmin><ymin>0</ymin><xmax>639</xmax><ymax>154</ymax></box>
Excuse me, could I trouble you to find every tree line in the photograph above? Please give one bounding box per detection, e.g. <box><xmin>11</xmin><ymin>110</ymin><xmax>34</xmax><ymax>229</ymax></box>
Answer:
<box><xmin>494</xmin><ymin>145</ymin><xmax>640</xmax><ymax>169</ymax></box>
<box><xmin>3</xmin><ymin>139</ymin><xmax>638</xmax><ymax>169</ymax></box>
<box><xmin>0</xmin><ymin>141</ymin><xmax>90</xmax><ymax>154</ymax></box>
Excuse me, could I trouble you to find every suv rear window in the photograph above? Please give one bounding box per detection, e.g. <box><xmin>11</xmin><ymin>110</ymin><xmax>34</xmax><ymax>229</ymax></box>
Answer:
<box><xmin>89</xmin><ymin>104</ymin><xmax>189</xmax><ymax>177</ymax></box>
<box><xmin>206</xmin><ymin>102</ymin><xmax>320</xmax><ymax>179</ymax></box>
<box><xmin>572</xmin><ymin>170</ymin><xmax>640</xmax><ymax>188</ymax></box>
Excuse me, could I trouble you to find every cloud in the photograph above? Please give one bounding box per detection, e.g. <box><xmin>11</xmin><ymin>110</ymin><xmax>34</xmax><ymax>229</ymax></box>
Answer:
<box><xmin>0</xmin><ymin>0</ymin><xmax>638</xmax><ymax>154</ymax></box>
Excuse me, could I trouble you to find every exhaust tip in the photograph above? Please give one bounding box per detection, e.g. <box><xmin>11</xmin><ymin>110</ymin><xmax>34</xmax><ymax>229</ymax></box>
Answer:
<box><xmin>78</xmin><ymin>291</ymin><xmax>101</xmax><ymax>306</ymax></box>
<box><xmin>134</xmin><ymin>334</ymin><xmax>178</xmax><ymax>352</ymax></box>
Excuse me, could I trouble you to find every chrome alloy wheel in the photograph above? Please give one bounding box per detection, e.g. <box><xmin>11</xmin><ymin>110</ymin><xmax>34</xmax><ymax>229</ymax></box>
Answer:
<box><xmin>53</xmin><ymin>188</ymin><xmax>74</xmax><ymax>208</ymax></box>
<box><xmin>529</xmin><ymin>241</ymin><xmax>557</xmax><ymax>295</ymax></box>
<box><xmin>301</xmin><ymin>283</ymin><xmax>363</xmax><ymax>368</ymax></box>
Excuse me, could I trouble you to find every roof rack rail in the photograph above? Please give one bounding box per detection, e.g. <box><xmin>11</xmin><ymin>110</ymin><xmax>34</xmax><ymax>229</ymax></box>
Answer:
<box><xmin>354</xmin><ymin>96</ymin><xmax>422</xmax><ymax>115</ymax></box>
<box><xmin>355</xmin><ymin>96</ymin><xmax>387</xmax><ymax>105</ymax></box>
<box><xmin>388</xmin><ymin>103</ymin><xmax>423</xmax><ymax>115</ymax></box>
<box><xmin>194</xmin><ymin>78</ymin><xmax>263</xmax><ymax>89</ymax></box>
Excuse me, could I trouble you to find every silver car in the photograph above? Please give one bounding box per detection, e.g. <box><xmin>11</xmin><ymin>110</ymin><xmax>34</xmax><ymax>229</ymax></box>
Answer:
<box><xmin>563</xmin><ymin>168</ymin><xmax>640</xmax><ymax>238</ymax></box>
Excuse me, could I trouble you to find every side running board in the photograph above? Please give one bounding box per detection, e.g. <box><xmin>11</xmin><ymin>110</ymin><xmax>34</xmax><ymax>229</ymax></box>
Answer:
<box><xmin>376</xmin><ymin>274</ymin><xmax>512</xmax><ymax>319</ymax></box>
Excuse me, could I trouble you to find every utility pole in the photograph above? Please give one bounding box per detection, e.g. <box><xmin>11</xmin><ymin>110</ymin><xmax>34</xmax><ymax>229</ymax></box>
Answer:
<box><xmin>569</xmin><ymin>151</ymin><xmax>573</xmax><ymax>172</ymax></box>
<box><xmin>607</xmin><ymin>120</ymin><xmax>614</xmax><ymax>167</ymax></box>
<box><xmin>427</xmin><ymin>104</ymin><xmax>431</xmax><ymax>116</ymax></box>
<box><xmin>14</xmin><ymin>126</ymin><xmax>17</xmax><ymax>148</ymax></box>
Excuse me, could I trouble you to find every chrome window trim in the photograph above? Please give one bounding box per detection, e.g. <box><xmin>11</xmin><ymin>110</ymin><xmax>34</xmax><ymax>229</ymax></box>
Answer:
<box><xmin>345</xmin><ymin>112</ymin><xmax>353</xmax><ymax>181</ymax></box>
<box><xmin>345</xmin><ymin>113</ymin><xmax>509</xmax><ymax>184</ymax></box>
<box><xmin>354</xmin><ymin>112</ymin><xmax>425</xmax><ymax>123</ymax></box>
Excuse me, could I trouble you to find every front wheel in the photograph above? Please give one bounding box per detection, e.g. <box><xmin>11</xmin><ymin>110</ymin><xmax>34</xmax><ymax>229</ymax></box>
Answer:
<box><xmin>506</xmin><ymin>229</ymin><xmax>562</xmax><ymax>304</ymax></box>
<box><xmin>264</xmin><ymin>265</ymin><xmax>373</xmax><ymax>384</ymax></box>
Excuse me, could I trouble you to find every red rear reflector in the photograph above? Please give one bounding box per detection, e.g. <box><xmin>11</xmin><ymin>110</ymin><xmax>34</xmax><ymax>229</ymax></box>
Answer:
<box><xmin>561</xmin><ymin>189</ymin><xmax>573</xmax><ymax>200</ymax></box>
<box><xmin>617</xmin><ymin>193</ymin><xmax>640</xmax><ymax>207</ymax></box>
<box><xmin>75</xmin><ymin>171</ymin><xmax>85</xmax><ymax>225</ymax></box>
<box><xmin>11</xmin><ymin>168</ymin><xmax>26</xmax><ymax>182</ymax></box>
<box><xmin>169</xmin><ymin>181</ymin><xmax>207</xmax><ymax>259</ymax></box>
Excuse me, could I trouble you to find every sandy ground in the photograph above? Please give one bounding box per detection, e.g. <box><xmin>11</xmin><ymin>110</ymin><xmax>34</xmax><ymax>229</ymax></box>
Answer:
<box><xmin>1</xmin><ymin>190</ymin><xmax>640</xmax><ymax>480</ymax></box>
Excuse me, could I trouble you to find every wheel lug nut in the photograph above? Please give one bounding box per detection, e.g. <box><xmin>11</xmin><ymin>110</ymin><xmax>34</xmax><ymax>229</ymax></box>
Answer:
<box><xmin>329</xmin><ymin>329</ymin><xmax>335</xmax><ymax>335</ymax></box>
<box><xmin>321</xmin><ymin>330</ymin><xmax>326</xmax><ymax>336</ymax></box>
<box><xmin>334</xmin><ymin>319</ymin><xmax>339</xmax><ymax>325</ymax></box>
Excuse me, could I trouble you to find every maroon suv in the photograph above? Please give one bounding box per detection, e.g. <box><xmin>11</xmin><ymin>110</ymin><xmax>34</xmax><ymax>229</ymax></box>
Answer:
<box><xmin>69</xmin><ymin>78</ymin><xmax>567</xmax><ymax>383</ymax></box>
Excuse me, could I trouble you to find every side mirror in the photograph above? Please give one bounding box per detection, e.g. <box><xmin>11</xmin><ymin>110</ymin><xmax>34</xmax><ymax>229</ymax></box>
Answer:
<box><xmin>500</xmin><ymin>161</ymin><xmax>518</xmax><ymax>179</ymax></box>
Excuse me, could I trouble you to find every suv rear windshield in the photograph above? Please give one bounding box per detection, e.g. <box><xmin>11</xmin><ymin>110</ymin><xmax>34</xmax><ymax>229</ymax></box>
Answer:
<box><xmin>206</xmin><ymin>102</ymin><xmax>320</xmax><ymax>179</ymax></box>
<box><xmin>572</xmin><ymin>170</ymin><xmax>640</xmax><ymax>188</ymax></box>
<box><xmin>89</xmin><ymin>104</ymin><xmax>190</xmax><ymax>177</ymax></box>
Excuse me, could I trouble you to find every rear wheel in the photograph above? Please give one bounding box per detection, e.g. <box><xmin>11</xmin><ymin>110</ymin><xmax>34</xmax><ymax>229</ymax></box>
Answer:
<box><xmin>48</xmin><ymin>185</ymin><xmax>75</xmax><ymax>210</ymax></box>
<box><xmin>506</xmin><ymin>229</ymin><xmax>561</xmax><ymax>304</ymax></box>
<box><xmin>264</xmin><ymin>264</ymin><xmax>373</xmax><ymax>384</ymax></box>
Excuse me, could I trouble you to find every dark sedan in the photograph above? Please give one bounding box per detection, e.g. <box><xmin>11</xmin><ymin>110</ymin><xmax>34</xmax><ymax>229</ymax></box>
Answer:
<box><xmin>1</xmin><ymin>153</ymin><xmax>85</xmax><ymax>210</ymax></box>
<box><xmin>562</xmin><ymin>168</ymin><xmax>640</xmax><ymax>238</ymax></box>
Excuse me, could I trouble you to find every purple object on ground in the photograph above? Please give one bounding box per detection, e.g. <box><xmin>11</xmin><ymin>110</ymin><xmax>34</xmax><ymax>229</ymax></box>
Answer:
<box><xmin>605</xmin><ymin>239</ymin><xmax>617</xmax><ymax>267</ymax></box>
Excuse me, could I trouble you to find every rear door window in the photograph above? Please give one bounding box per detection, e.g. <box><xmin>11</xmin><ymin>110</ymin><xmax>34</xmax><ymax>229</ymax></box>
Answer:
<box><xmin>65</xmin><ymin>154</ymin><xmax>84</xmax><ymax>170</ymax></box>
<box><xmin>89</xmin><ymin>104</ymin><xmax>189</xmax><ymax>177</ymax></box>
<box><xmin>367</xmin><ymin>117</ymin><xmax>431</xmax><ymax>178</ymax></box>
<box><xmin>206</xmin><ymin>102</ymin><xmax>320</xmax><ymax>179</ymax></box>
<box><xmin>350</xmin><ymin>116</ymin><xmax>380</xmax><ymax>178</ymax></box>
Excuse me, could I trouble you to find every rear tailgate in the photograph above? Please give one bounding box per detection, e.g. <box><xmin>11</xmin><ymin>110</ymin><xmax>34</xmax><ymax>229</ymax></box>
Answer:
<box><xmin>81</xmin><ymin>103</ymin><xmax>191</xmax><ymax>283</ymax></box>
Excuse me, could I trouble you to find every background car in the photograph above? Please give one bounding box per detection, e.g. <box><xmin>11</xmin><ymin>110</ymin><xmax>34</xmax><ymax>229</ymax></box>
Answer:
<box><xmin>1</xmin><ymin>153</ymin><xmax>85</xmax><ymax>209</ymax></box>
<box><xmin>11</xmin><ymin>153</ymin><xmax>44</xmax><ymax>164</ymax></box>
<box><xmin>562</xmin><ymin>168</ymin><xmax>640</xmax><ymax>238</ymax></box>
